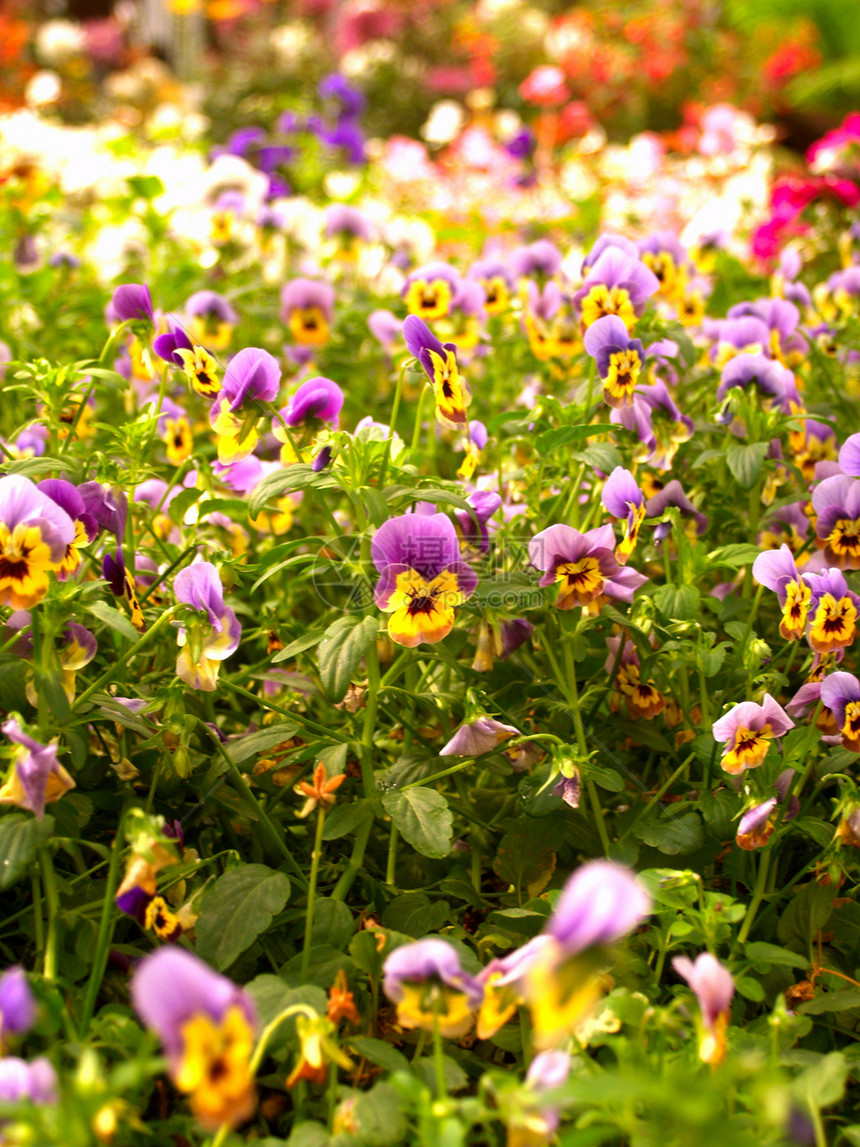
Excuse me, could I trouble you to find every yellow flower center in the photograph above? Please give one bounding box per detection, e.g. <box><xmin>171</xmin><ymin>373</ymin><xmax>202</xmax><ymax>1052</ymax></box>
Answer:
<box><xmin>288</xmin><ymin>306</ymin><xmax>329</xmax><ymax>347</ymax></box>
<box><xmin>554</xmin><ymin>556</ymin><xmax>604</xmax><ymax>609</ymax></box>
<box><xmin>808</xmin><ymin>593</ymin><xmax>858</xmax><ymax>653</ymax></box>
<box><xmin>580</xmin><ymin>284</ymin><xmax>635</xmax><ymax>330</ymax></box>
<box><xmin>603</xmin><ymin>348</ymin><xmax>642</xmax><ymax>408</ymax></box>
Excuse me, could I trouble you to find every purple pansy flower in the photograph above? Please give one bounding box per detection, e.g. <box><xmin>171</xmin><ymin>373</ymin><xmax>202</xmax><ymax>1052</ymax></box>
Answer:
<box><xmin>583</xmin><ymin>315</ymin><xmax>646</xmax><ymax>408</ymax></box>
<box><xmin>646</xmin><ymin>479</ymin><xmax>708</xmax><ymax>537</ymax></box>
<box><xmin>454</xmin><ymin>490</ymin><xmax>501</xmax><ymax>554</ymax></box>
<box><xmin>403</xmin><ymin>315</ymin><xmax>471</xmax><ymax>428</ymax></box>
<box><xmin>820</xmin><ymin>671</ymin><xmax>860</xmax><ymax>750</ymax></box>
<box><xmin>371</xmin><ymin>512</ymin><xmax>478</xmax><ymax>647</ymax></box>
<box><xmin>573</xmin><ymin>247</ymin><xmax>660</xmax><ymax>330</ymax></box>
<box><xmin>281</xmin><ymin>279</ymin><xmax>336</xmax><ymax>348</ymax></box>
<box><xmin>0</xmin><ymin>475</ymin><xmax>76</xmax><ymax>609</ymax></box>
<box><xmin>382</xmin><ymin>938</ymin><xmax>483</xmax><ymax>1037</ymax></box>
<box><xmin>280</xmin><ymin>377</ymin><xmax>344</xmax><ymax>429</ymax></box>
<box><xmin>0</xmin><ymin>967</ymin><xmax>35</xmax><ymax>1038</ymax></box>
<box><xmin>109</xmin><ymin>283</ymin><xmax>154</xmax><ymax>325</ymax></box>
<box><xmin>736</xmin><ymin>768</ymin><xmax>799</xmax><ymax>849</ymax></box>
<box><xmin>174</xmin><ymin>562</ymin><xmax>242</xmax><ymax>691</ymax></box>
<box><xmin>547</xmin><ymin>860</ymin><xmax>651</xmax><ymax>954</ymax></box>
<box><xmin>601</xmin><ymin>467</ymin><xmax>646</xmax><ymax>563</ymax></box>
<box><xmin>712</xmin><ymin>694</ymin><xmax>794</xmax><ymax>775</ymax></box>
<box><xmin>717</xmin><ymin>353</ymin><xmax>799</xmax><ymax>412</ymax></box>
<box><xmin>811</xmin><ymin>474</ymin><xmax>860</xmax><ymax>569</ymax></box>
<box><xmin>0</xmin><ymin>719</ymin><xmax>74</xmax><ymax>820</ymax></box>
<box><xmin>510</xmin><ymin>239</ymin><xmax>563</xmax><ymax>281</ymax></box>
<box><xmin>672</xmin><ymin>951</ymin><xmax>734</xmax><ymax>1063</ymax></box>
<box><xmin>131</xmin><ymin>947</ymin><xmax>257</xmax><ymax>1129</ymax></box>
<box><xmin>440</xmin><ymin>716</ymin><xmax>520</xmax><ymax>757</ymax></box>
<box><xmin>803</xmin><ymin>567</ymin><xmax>860</xmax><ymax>654</ymax></box>
<box><xmin>529</xmin><ymin>523</ymin><xmax>645</xmax><ymax>610</ymax></box>
<box><xmin>752</xmin><ymin>545</ymin><xmax>811</xmax><ymax>640</ymax></box>
<box><xmin>0</xmin><ymin>1057</ymin><xmax>57</xmax><ymax>1107</ymax></box>
<box><xmin>402</xmin><ymin>262</ymin><xmax>461</xmax><ymax>321</ymax></box>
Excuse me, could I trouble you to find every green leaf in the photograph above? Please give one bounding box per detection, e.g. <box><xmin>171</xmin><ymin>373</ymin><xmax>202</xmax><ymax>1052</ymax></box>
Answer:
<box><xmin>249</xmin><ymin>464</ymin><xmax>339</xmax><ymax>516</ymax></box>
<box><xmin>707</xmin><ymin>543</ymin><xmax>761</xmax><ymax>569</ymax></box>
<box><xmin>381</xmin><ymin>894</ymin><xmax>450</xmax><ymax>937</ymax></box>
<box><xmin>744</xmin><ymin>942</ymin><xmax>809</xmax><ymax>970</ymax></box>
<box><xmin>348</xmin><ymin>1038</ymin><xmax>409</xmax><ymax>1075</ymax></box>
<box><xmin>127</xmin><ymin>174</ymin><xmax>165</xmax><ymax>199</ymax></box>
<box><xmin>84</xmin><ymin>600</ymin><xmax>141</xmax><ymax>645</ymax></box>
<box><xmin>351</xmin><ymin>1082</ymin><xmax>408</xmax><ymax>1146</ymax></box>
<box><xmin>536</xmin><ymin>424</ymin><xmax>614</xmax><ymax>457</ymax></box>
<box><xmin>311</xmin><ymin>897</ymin><xmax>355</xmax><ymax>949</ymax></box>
<box><xmin>777</xmin><ymin>883</ymin><xmax>836</xmax><ymax>951</ymax></box>
<box><xmin>584</xmin><ymin>762</ymin><xmax>625</xmax><ymax>792</ymax></box>
<box><xmin>571</xmin><ymin>443</ymin><xmax>623</xmax><ymax>474</ymax></box>
<box><xmin>414</xmin><ymin>1055</ymin><xmax>469</xmax><ymax>1094</ymax></box>
<box><xmin>382</xmin><ymin>787</ymin><xmax>453</xmax><ymax>859</ymax></box>
<box><xmin>494</xmin><ymin>817</ymin><xmax>564</xmax><ymax>893</ymax></box>
<box><xmin>318</xmin><ymin>615</ymin><xmax>379</xmax><ymax>702</ymax></box>
<box><xmin>285</xmin><ymin>1124</ymin><xmax>330</xmax><ymax>1147</ymax></box>
<box><xmin>726</xmin><ymin>442</ymin><xmax>769</xmax><ymax>490</ymax></box>
<box><xmin>166</xmin><ymin>487</ymin><xmax>202</xmax><ymax>526</ymax></box>
<box><xmin>271</xmin><ymin>628</ymin><xmax>328</xmax><ymax>663</ymax></box>
<box><xmin>0</xmin><ymin>814</ymin><xmax>54</xmax><ymax>890</ymax></box>
<box><xmin>653</xmin><ymin>583</ymin><xmax>702</xmax><ymax>621</ymax></box>
<box><xmin>797</xmin><ymin>992</ymin><xmax>860</xmax><ymax>1015</ymax></box>
<box><xmin>245</xmin><ymin>977</ymin><xmax>327</xmax><ymax>1057</ymax></box>
<box><xmin>634</xmin><ymin>812</ymin><xmax>704</xmax><ymax>855</ymax></box>
<box><xmin>321</xmin><ymin>798</ymin><xmax>374</xmax><ymax>840</ymax></box>
<box><xmin>225</xmin><ymin>723</ymin><xmax>300</xmax><ymax>766</ymax></box>
<box><xmin>195</xmin><ymin>864</ymin><xmax>291</xmax><ymax>970</ymax></box>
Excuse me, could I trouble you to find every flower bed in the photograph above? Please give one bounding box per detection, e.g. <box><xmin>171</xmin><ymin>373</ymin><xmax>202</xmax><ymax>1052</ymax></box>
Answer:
<box><xmin>1</xmin><ymin>89</ymin><xmax>860</xmax><ymax>1146</ymax></box>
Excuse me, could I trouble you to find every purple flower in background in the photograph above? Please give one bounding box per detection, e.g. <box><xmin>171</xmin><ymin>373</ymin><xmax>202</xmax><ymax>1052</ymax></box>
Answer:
<box><xmin>0</xmin><ymin>719</ymin><xmax>74</xmax><ymax>819</ymax></box>
<box><xmin>717</xmin><ymin>353</ymin><xmax>799</xmax><ymax>412</ymax></box>
<box><xmin>510</xmin><ymin>239</ymin><xmax>563</xmax><ymax>281</ymax></box>
<box><xmin>610</xmin><ymin>378</ymin><xmax>693</xmax><ymax>470</ymax></box>
<box><xmin>581</xmin><ymin>233</ymin><xmax>639</xmax><ymax>274</ymax></box>
<box><xmin>454</xmin><ymin>490</ymin><xmax>501</xmax><ymax>553</ymax></box>
<box><xmin>210</xmin><ymin>126</ymin><xmax>266</xmax><ymax>160</ymax></box>
<box><xmin>324</xmin><ymin>204</ymin><xmax>375</xmax><ymax>244</ymax></box>
<box><xmin>382</xmin><ymin>938</ymin><xmax>483</xmax><ymax>1037</ymax></box>
<box><xmin>646</xmin><ymin>479</ymin><xmax>708</xmax><ymax>537</ymax></box>
<box><xmin>131</xmin><ymin>947</ymin><xmax>257</xmax><ymax>1129</ymax></box>
<box><xmin>185</xmin><ymin>290</ymin><xmax>239</xmax><ymax>352</ymax></box>
<box><xmin>838</xmin><ymin>433</ymin><xmax>860</xmax><ymax>476</ymax></box>
<box><xmin>0</xmin><ymin>967</ymin><xmax>35</xmax><ymax>1040</ymax></box>
<box><xmin>319</xmin><ymin>73</ymin><xmax>366</xmax><ymax>119</ymax></box>
<box><xmin>174</xmin><ymin>562</ymin><xmax>242</xmax><ymax>691</ymax></box>
<box><xmin>78</xmin><ymin>482</ymin><xmax>127</xmax><ymax>543</ymax></box>
<box><xmin>109</xmin><ymin>283</ymin><xmax>154</xmax><ymax>325</ymax></box>
<box><xmin>573</xmin><ymin>247</ymin><xmax>660</xmax><ymax>330</ymax></box>
<box><xmin>372</xmin><ymin>512</ymin><xmax>478</xmax><ymax>647</ymax></box>
<box><xmin>368</xmin><ymin>309</ymin><xmax>402</xmax><ymax>351</ymax></box>
<box><xmin>281</xmin><ymin>279</ymin><xmax>336</xmax><ymax>348</ymax></box>
<box><xmin>403</xmin><ymin>262</ymin><xmax>461</xmax><ymax>321</ymax></box>
<box><xmin>0</xmin><ymin>1057</ymin><xmax>57</xmax><ymax>1107</ymax></box>
<box><xmin>547</xmin><ymin>860</ymin><xmax>651</xmax><ymax>954</ymax></box>
<box><xmin>672</xmin><ymin>952</ymin><xmax>734</xmax><ymax>1064</ymax></box>
<box><xmin>468</xmin><ymin>257</ymin><xmax>515</xmax><ymax>315</ymax></box>
<box><xmin>440</xmin><ymin>716</ymin><xmax>520</xmax><ymax>756</ymax></box>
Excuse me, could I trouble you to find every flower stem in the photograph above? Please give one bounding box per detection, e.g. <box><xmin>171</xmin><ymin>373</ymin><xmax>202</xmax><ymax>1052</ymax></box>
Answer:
<box><xmin>80</xmin><ymin>806</ymin><xmax>130</xmax><ymax>1035</ymax></box>
<box><xmin>301</xmin><ymin>807</ymin><xmax>326</xmax><ymax>981</ymax></box>
<box><xmin>72</xmin><ymin>607</ymin><xmax>177</xmax><ymax>712</ymax></box>
<box><xmin>738</xmin><ymin>848</ymin><xmax>771</xmax><ymax>945</ymax></box>
<box><xmin>432</xmin><ymin>1007</ymin><xmax>447</xmax><ymax>1100</ymax></box>
<box><xmin>38</xmin><ymin>848</ymin><xmax>59</xmax><ymax>981</ymax></box>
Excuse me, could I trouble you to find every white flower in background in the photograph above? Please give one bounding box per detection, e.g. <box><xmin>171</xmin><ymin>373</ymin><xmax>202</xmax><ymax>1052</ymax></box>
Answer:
<box><xmin>36</xmin><ymin>20</ymin><xmax>85</xmax><ymax>66</ymax></box>
<box><xmin>270</xmin><ymin>22</ymin><xmax>315</xmax><ymax>69</ymax></box>
<box><xmin>340</xmin><ymin>41</ymin><xmax>396</xmax><ymax>79</ymax></box>
<box><xmin>421</xmin><ymin>101</ymin><xmax>466</xmax><ymax>147</ymax></box>
<box><xmin>25</xmin><ymin>72</ymin><xmax>62</xmax><ymax>109</ymax></box>
<box><xmin>324</xmin><ymin>171</ymin><xmax>362</xmax><ymax>200</ymax></box>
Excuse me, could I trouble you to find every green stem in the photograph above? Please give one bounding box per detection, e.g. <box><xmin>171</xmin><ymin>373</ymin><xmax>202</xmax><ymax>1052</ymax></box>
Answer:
<box><xmin>31</xmin><ymin>871</ymin><xmax>44</xmax><ymax>956</ymax></box>
<box><xmin>410</xmin><ymin>385</ymin><xmax>427</xmax><ymax>455</ymax></box>
<box><xmin>301</xmin><ymin>808</ymin><xmax>326</xmax><ymax>981</ymax></box>
<box><xmin>72</xmin><ymin>607</ymin><xmax>178</xmax><ymax>712</ymax></box>
<box><xmin>432</xmin><ymin>1007</ymin><xmax>447</xmax><ymax>1100</ymax></box>
<box><xmin>386</xmin><ymin>823</ymin><xmax>399</xmax><ymax>887</ymax></box>
<box><xmin>618</xmin><ymin>754</ymin><xmax>694</xmax><ymax>843</ymax></box>
<box><xmin>80</xmin><ymin>806</ymin><xmax>130</xmax><ymax>1034</ymax></box>
<box><xmin>199</xmin><ymin>721</ymin><xmax>308</xmax><ymax>890</ymax></box>
<box><xmin>249</xmin><ymin>1003</ymin><xmax>317</xmax><ymax>1077</ymax></box>
<box><xmin>38</xmin><ymin>849</ymin><xmax>60</xmax><ymax>981</ymax></box>
<box><xmin>738</xmin><ymin>848</ymin><xmax>771</xmax><ymax>945</ymax></box>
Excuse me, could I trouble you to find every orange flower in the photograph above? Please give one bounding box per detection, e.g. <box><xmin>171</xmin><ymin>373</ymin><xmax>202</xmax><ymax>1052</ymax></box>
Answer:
<box><xmin>294</xmin><ymin>762</ymin><xmax>345</xmax><ymax>819</ymax></box>
<box><xmin>327</xmin><ymin>970</ymin><xmax>360</xmax><ymax>1028</ymax></box>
